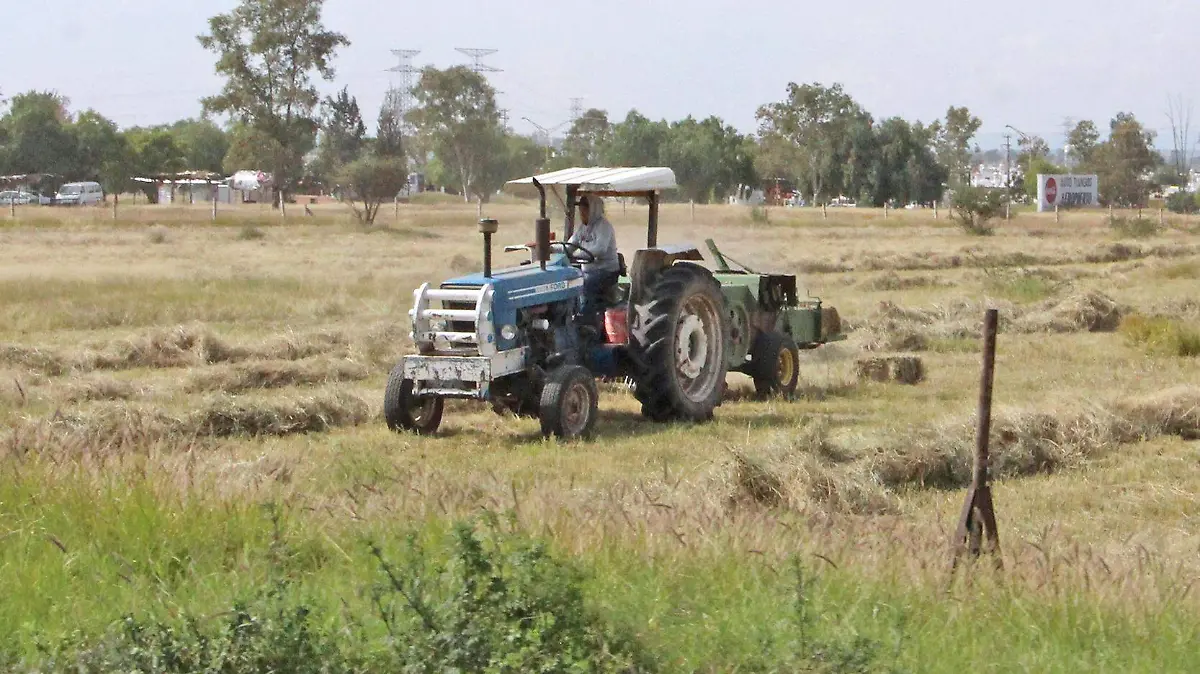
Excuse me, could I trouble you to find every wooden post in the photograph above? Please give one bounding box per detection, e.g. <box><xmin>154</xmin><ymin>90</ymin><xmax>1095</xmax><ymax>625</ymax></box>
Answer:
<box><xmin>279</xmin><ymin>189</ymin><xmax>286</xmax><ymax>218</ymax></box>
<box><xmin>9</xmin><ymin>195</ymin><xmax>15</xmax><ymax>218</ymax></box>
<box><xmin>477</xmin><ymin>196</ymin><xmax>483</xmax><ymax>219</ymax></box>
<box><xmin>884</xmin><ymin>203</ymin><xmax>889</xmax><ymax>219</ymax></box>
<box><xmin>953</xmin><ymin>309</ymin><xmax>1002</xmax><ymax>569</ymax></box>
<box><xmin>690</xmin><ymin>199</ymin><xmax>695</xmax><ymax>222</ymax></box>
<box><xmin>1108</xmin><ymin>204</ymin><xmax>1114</xmax><ymax>222</ymax></box>
<box><xmin>933</xmin><ymin>200</ymin><xmax>939</xmax><ymax>220</ymax></box>
<box><xmin>1159</xmin><ymin>208</ymin><xmax>1164</xmax><ymax>226</ymax></box>
<box><xmin>394</xmin><ymin>195</ymin><xmax>399</xmax><ymax>221</ymax></box>
<box><xmin>821</xmin><ymin>202</ymin><xmax>827</xmax><ymax>219</ymax></box>
<box><xmin>211</xmin><ymin>184</ymin><xmax>218</xmax><ymax>222</ymax></box>
<box><xmin>113</xmin><ymin>193</ymin><xmax>119</xmax><ymax>221</ymax></box>
<box><xmin>1055</xmin><ymin>204</ymin><xmax>1060</xmax><ymax>223</ymax></box>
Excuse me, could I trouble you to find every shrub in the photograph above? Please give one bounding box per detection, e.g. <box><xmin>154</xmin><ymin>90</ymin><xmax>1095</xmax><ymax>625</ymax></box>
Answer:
<box><xmin>1108</xmin><ymin>215</ymin><xmax>1161</xmax><ymax>239</ymax></box>
<box><xmin>950</xmin><ymin>186</ymin><xmax>1006</xmax><ymax>235</ymax></box>
<box><xmin>1165</xmin><ymin>190</ymin><xmax>1199</xmax><ymax>215</ymax></box>
<box><xmin>369</xmin><ymin>517</ymin><xmax>650</xmax><ymax>673</ymax></box>
<box><xmin>1119</xmin><ymin>314</ymin><xmax>1200</xmax><ymax>357</ymax></box>
<box><xmin>237</xmin><ymin>224</ymin><xmax>267</xmax><ymax>240</ymax></box>
<box><xmin>750</xmin><ymin>205</ymin><xmax>769</xmax><ymax>223</ymax></box>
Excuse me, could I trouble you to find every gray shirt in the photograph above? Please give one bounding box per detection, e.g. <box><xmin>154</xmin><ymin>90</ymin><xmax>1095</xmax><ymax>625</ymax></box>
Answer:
<box><xmin>568</xmin><ymin>196</ymin><xmax>620</xmax><ymax>274</ymax></box>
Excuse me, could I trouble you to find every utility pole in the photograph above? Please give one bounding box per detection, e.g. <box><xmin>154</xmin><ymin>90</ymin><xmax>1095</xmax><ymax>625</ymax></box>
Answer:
<box><xmin>1004</xmin><ymin>132</ymin><xmax>1012</xmax><ymax>219</ymax></box>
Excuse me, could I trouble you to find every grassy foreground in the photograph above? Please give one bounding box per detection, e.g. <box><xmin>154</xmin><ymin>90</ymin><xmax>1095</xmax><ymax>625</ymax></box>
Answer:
<box><xmin>1</xmin><ymin>200</ymin><xmax>1199</xmax><ymax>671</ymax></box>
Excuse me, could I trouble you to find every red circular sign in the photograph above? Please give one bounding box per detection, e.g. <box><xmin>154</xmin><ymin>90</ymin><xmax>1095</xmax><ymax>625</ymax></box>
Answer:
<box><xmin>1045</xmin><ymin>177</ymin><xmax>1058</xmax><ymax>204</ymax></box>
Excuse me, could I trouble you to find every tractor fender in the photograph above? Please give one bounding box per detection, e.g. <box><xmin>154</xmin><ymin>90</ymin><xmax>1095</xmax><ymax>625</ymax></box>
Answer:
<box><xmin>628</xmin><ymin>245</ymin><xmax>705</xmax><ymax>305</ymax></box>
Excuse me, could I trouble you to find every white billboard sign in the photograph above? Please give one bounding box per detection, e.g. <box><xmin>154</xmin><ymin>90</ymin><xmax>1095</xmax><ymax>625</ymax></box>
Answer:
<box><xmin>1037</xmin><ymin>174</ymin><xmax>1098</xmax><ymax>212</ymax></box>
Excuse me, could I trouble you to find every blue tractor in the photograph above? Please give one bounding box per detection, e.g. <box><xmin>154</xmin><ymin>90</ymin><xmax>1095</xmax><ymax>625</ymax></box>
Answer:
<box><xmin>384</xmin><ymin>167</ymin><xmax>733</xmax><ymax>440</ymax></box>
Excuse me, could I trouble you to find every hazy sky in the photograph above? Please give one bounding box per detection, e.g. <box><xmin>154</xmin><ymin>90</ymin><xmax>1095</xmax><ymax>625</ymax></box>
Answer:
<box><xmin>3</xmin><ymin>0</ymin><xmax>1197</xmax><ymax>150</ymax></box>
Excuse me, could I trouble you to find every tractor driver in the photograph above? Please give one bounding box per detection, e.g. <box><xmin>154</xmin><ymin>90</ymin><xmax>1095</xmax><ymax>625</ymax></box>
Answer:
<box><xmin>569</xmin><ymin>194</ymin><xmax>621</xmax><ymax>329</ymax></box>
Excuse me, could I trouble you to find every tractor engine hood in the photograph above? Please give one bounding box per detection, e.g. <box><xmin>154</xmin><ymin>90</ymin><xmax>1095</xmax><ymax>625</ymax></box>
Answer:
<box><xmin>441</xmin><ymin>255</ymin><xmax>584</xmax><ymax>308</ymax></box>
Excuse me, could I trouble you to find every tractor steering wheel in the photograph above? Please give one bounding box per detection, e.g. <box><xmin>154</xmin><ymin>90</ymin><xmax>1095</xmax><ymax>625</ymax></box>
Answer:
<box><xmin>550</xmin><ymin>241</ymin><xmax>597</xmax><ymax>264</ymax></box>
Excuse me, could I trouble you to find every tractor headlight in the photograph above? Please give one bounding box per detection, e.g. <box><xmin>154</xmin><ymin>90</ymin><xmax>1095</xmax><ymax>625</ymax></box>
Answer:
<box><xmin>500</xmin><ymin>324</ymin><xmax>518</xmax><ymax>341</ymax></box>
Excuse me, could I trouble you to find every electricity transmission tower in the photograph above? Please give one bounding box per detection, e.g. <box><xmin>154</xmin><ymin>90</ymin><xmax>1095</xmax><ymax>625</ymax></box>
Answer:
<box><xmin>456</xmin><ymin>48</ymin><xmax>501</xmax><ymax>75</ymax></box>
<box><xmin>569</xmin><ymin>97</ymin><xmax>584</xmax><ymax>122</ymax></box>
<box><xmin>386</xmin><ymin>49</ymin><xmax>421</xmax><ymax>129</ymax></box>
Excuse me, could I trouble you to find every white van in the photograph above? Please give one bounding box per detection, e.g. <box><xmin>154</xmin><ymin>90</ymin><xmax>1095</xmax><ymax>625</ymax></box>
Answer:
<box><xmin>55</xmin><ymin>181</ymin><xmax>104</xmax><ymax>206</ymax></box>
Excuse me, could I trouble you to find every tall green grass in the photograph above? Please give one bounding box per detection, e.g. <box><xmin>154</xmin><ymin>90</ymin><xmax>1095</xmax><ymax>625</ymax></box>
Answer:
<box><xmin>2</xmin><ymin>464</ymin><xmax>1198</xmax><ymax>672</ymax></box>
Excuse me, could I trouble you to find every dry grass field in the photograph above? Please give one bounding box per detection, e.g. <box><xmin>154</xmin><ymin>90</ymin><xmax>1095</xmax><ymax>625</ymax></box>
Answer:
<box><xmin>2</xmin><ymin>196</ymin><xmax>1199</xmax><ymax>671</ymax></box>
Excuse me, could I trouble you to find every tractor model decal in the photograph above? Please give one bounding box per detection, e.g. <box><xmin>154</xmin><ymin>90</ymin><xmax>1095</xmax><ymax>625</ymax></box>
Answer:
<box><xmin>508</xmin><ymin>277</ymin><xmax>584</xmax><ymax>300</ymax></box>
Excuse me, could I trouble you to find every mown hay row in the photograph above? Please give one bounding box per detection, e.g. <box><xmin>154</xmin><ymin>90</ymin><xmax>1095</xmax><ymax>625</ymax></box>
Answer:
<box><xmin>801</xmin><ymin>242</ymin><xmax>1200</xmax><ymax>275</ymax></box>
<box><xmin>184</xmin><ymin>358</ymin><xmax>371</xmax><ymax>394</ymax></box>
<box><xmin>0</xmin><ymin>322</ymin><xmax>406</xmax><ymax>377</ymax></box>
<box><xmin>723</xmin><ymin>387</ymin><xmax>1200</xmax><ymax>514</ymax></box>
<box><xmin>3</xmin><ymin>390</ymin><xmax>372</xmax><ymax>456</ymax></box>
<box><xmin>859</xmin><ymin>290</ymin><xmax>1127</xmax><ymax>351</ymax></box>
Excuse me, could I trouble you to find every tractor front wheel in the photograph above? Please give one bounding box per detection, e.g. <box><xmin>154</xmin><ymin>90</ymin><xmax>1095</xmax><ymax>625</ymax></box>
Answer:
<box><xmin>384</xmin><ymin>364</ymin><xmax>444</xmax><ymax>435</ymax></box>
<box><xmin>631</xmin><ymin>263</ymin><xmax>731</xmax><ymax>422</ymax></box>
<box><xmin>539</xmin><ymin>365</ymin><xmax>599</xmax><ymax>440</ymax></box>
<box><xmin>751</xmin><ymin>331</ymin><xmax>800</xmax><ymax>398</ymax></box>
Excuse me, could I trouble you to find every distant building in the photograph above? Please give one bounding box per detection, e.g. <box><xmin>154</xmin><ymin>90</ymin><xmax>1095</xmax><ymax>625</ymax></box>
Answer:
<box><xmin>970</xmin><ymin>163</ymin><xmax>1015</xmax><ymax>189</ymax></box>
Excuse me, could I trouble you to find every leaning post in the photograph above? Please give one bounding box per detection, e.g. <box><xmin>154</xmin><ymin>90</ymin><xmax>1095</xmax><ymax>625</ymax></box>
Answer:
<box><xmin>952</xmin><ymin>308</ymin><xmax>1002</xmax><ymax>570</ymax></box>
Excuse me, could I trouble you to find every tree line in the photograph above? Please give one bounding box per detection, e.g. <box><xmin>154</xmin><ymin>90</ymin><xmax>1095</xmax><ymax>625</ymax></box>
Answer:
<box><xmin>0</xmin><ymin>0</ymin><xmax>1185</xmax><ymax>221</ymax></box>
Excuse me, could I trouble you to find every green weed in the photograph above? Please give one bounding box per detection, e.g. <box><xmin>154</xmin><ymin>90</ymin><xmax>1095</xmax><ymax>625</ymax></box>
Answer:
<box><xmin>1119</xmin><ymin>314</ymin><xmax>1200</xmax><ymax>357</ymax></box>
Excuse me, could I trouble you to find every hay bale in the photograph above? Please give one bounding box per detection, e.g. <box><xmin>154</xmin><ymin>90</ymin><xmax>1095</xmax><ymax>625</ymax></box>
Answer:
<box><xmin>185</xmin><ymin>358</ymin><xmax>369</xmax><ymax>394</ymax></box>
<box><xmin>890</xmin><ymin>356</ymin><xmax>925</xmax><ymax>385</ymax></box>
<box><xmin>1016</xmin><ymin>290</ymin><xmax>1124</xmax><ymax>334</ymax></box>
<box><xmin>855</xmin><ymin>356</ymin><xmax>925</xmax><ymax>385</ymax></box>
<box><xmin>855</xmin><ymin>357</ymin><xmax>891</xmax><ymax>382</ymax></box>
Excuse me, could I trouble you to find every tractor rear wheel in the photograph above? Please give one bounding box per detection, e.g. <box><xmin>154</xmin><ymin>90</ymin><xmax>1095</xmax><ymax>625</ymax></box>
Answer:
<box><xmin>384</xmin><ymin>364</ymin><xmax>444</xmax><ymax>435</ymax></box>
<box><xmin>751</xmin><ymin>331</ymin><xmax>800</xmax><ymax>398</ymax></box>
<box><xmin>539</xmin><ymin>365</ymin><xmax>599</xmax><ymax>440</ymax></box>
<box><xmin>630</xmin><ymin>263</ymin><xmax>731</xmax><ymax>422</ymax></box>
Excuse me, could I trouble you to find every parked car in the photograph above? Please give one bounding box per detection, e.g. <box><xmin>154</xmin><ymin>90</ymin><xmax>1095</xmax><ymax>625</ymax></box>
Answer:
<box><xmin>54</xmin><ymin>181</ymin><xmax>104</xmax><ymax>206</ymax></box>
<box><xmin>0</xmin><ymin>190</ymin><xmax>49</xmax><ymax>206</ymax></box>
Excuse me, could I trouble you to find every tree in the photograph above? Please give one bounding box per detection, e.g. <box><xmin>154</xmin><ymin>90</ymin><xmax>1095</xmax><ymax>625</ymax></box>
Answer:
<box><xmin>755</xmin><ymin>82</ymin><xmax>868</xmax><ymax>202</ymax></box>
<box><xmin>1021</xmin><ymin>156</ymin><xmax>1067</xmax><ymax>202</ymax></box>
<box><xmin>950</xmin><ymin>185</ymin><xmax>1005</xmax><ymax>235</ymax></box>
<box><xmin>310</xmin><ymin>86</ymin><xmax>366</xmax><ymax>185</ymax></box>
<box><xmin>337</xmin><ymin>101</ymin><xmax>408</xmax><ymax>225</ymax></box>
<box><xmin>1066</xmin><ymin>120</ymin><xmax>1100</xmax><ymax>167</ymax></box>
<box><xmin>98</xmin><ymin>134</ymin><xmax>135</xmax><ymax>217</ymax></box>
<box><xmin>1165</xmin><ymin>94</ymin><xmax>1192</xmax><ymax>176</ymax></box>
<box><xmin>170</xmin><ymin>118</ymin><xmax>230</xmax><ymax>174</ymax></box>
<box><xmin>1092</xmin><ymin>112</ymin><xmax>1161</xmax><ymax>207</ymax></box>
<box><xmin>856</xmin><ymin>117</ymin><xmax>946</xmax><ymax>207</ymax></box>
<box><xmin>222</xmin><ymin>122</ymin><xmax>281</xmax><ymax>175</ymax></box>
<box><xmin>0</xmin><ymin>91</ymin><xmax>77</xmax><ymax>177</ymax></box>
<box><xmin>1166</xmin><ymin>190</ymin><xmax>1199</xmax><ymax>215</ymax></box>
<box><xmin>125</xmin><ymin>127</ymin><xmax>186</xmax><ymax>200</ymax></box>
<box><xmin>560</xmin><ymin>109</ymin><xmax>611</xmax><ymax>166</ymax></box>
<box><xmin>606</xmin><ymin>110</ymin><xmax>669</xmax><ymax>166</ymax></box>
<box><xmin>929</xmin><ymin>106</ymin><xmax>982</xmax><ymax>187</ymax></box>
<box><xmin>407</xmin><ymin>66</ymin><xmax>505</xmax><ymax>202</ymax></box>
<box><xmin>71</xmin><ymin>110</ymin><xmax>123</xmax><ymax>181</ymax></box>
<box><xmin>198</xmin><ymin>0</ymin><xmax>348</xmax><ymax>204</ymax></box>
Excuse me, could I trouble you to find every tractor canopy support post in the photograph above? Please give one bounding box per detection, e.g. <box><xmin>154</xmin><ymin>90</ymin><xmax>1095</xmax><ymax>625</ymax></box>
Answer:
<box><xmin>648</xmin><ymin>191</ymin><xmax>659</xmax><ymax>248</ymax></box>
<box><xmin>565</xmin><ymin>185</ymin><xmax>577</xmax><ymax>241</ymax></box>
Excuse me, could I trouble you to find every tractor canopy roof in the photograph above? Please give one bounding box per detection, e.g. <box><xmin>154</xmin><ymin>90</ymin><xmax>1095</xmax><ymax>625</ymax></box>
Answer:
<box><xmin>506</xmin><ymin>166</ymin><xmax>677</xmax><ymax>197</ymax></box>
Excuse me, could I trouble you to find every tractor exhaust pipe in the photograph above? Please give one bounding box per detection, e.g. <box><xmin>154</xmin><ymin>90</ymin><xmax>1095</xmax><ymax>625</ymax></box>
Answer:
<box><xmin>532</xmin><ymin>177</ymin><xmax>550</xmax><ymax>270</ymax></box>
<box><xmin>479</xmin><ymin>218</ymin><xmax>498</xmax><ymax>277</ymax></box>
